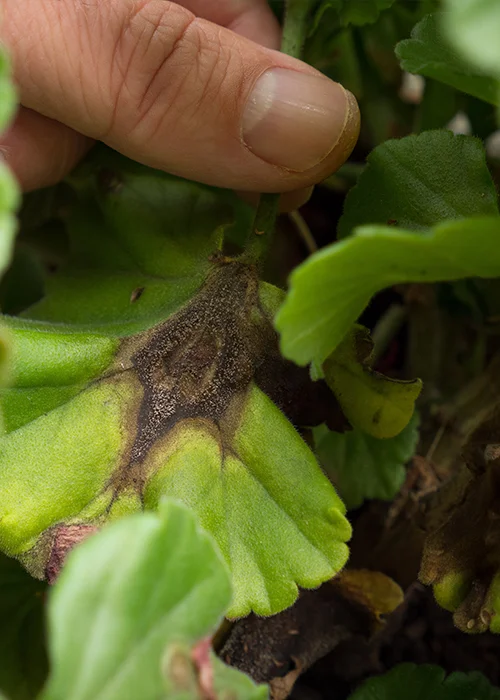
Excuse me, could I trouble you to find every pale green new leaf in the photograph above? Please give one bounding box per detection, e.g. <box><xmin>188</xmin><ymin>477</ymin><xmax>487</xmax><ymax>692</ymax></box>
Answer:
<box><xmin>41</xmin><ymin>501</ymin><xmax>235</xmax><ymax>700</ymax></box>
<box><xmin>276</xmin><ymin>216</ymin><xmax>500</xmax><ymax>367</ymax></box>
<box><xmin>349</xmin><ymin>663</ymin><xmax>500</xmax><ymax>700</ymax></box>
<box><xmin>338</xmin><ymin>131</ymin><xmax>498</xmax><ymax>239</ymax></box>
<box><xmin>314</xmin><ymin>412</ymin><xmax>420</xmax><ymax>510</ymax></box>
<box><xmin>443</xmin><ymin>0</ymin><xmax>500</xmax><ymax>79</ymax></box>
<box><xmin>396</xmin><ymin>14</ymin><xmax>500</xmax><ymax>105</ymax></box>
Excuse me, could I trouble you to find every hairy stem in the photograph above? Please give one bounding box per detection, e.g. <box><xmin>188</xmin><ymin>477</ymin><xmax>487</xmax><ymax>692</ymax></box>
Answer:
<box><xmin>281</xmin><ymin>0</ymin><xmax>314</xmax><ymax>57</ymax></box>
<box><xmin>244</xmin><ymin>0</ymin><xmax>313</xmax><ymax>266</ymax></box>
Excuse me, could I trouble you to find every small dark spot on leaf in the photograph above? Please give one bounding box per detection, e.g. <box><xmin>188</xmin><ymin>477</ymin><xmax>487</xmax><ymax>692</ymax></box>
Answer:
<box><xmin>130</xmin><ymin>287</ymin><xmax>145</xmax><ymax>303</ymax></box>
<box><xmin>372</xmin><ymin>408</ymin><xmax>382</xmax><ymax>425</ymax></box>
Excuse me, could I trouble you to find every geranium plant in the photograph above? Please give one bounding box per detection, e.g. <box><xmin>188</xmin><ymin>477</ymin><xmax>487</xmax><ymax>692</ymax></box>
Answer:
<box><xmin>2</xmin><ymin>0</ymin><xmax>500</xmax><ymax>698</ymax></box>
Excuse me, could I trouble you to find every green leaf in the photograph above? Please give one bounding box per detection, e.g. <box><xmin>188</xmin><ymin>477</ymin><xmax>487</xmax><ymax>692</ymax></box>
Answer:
<box><xmin>443</xmin><ymin>0</ymin><xmax>500</xmax><ymax>79</ymax></box>
<box><xmin>0</xmin><ymin>377</ymin><xmax>136</xmax><ymax>558</ymax></box>
<box><xmin>144</xmin><ymin>384</ymin><xmax>351</xmax><ymax>618</ymax></box>
<box><xmin>0</xmin><ymin>46</ymin><xmax>19</xmax><ymax>278</ymax></box>
<box><xmin>41</xmin><ymin>500</ymin><xmax>234</xmax><ymax>700</ymax></box>
<box><xmin>0</xmin><ymin>49</ymin><xmax>16</xmax><ymax>133</ymax></box>
<box><xmin>313</xmin><ymin>0</ymin><xmax>396</xmax><ymax>29</ymax></box>
<box><xmin>322</xmin><ymin>325</ymin><xmax>421</xmax><ymax>438</ymax></box>
<box><xmin>396</xmin><ymin>13</ymin><xmax>500</xmax><ymax>105</ymax></box>
<box><xmin>0</xmin><ymin>163</ymin><xmax>19</xmax><ymax>278</ymax></box>
<box><xmin>338</xmin><ymin>131</ymin><xmax>498</xmax><ymax>239</ymax></box>
<box><xmin>416</xmin><ymin>80</ymin><xmax>459</xmax><ymax>132</ymax></box>
<box><xmin>23</xmin><ymin>150</ymin><xmax>230</xmax><ymax>335</ymax></box>
<box><xmin>0</xmin><ymin>552</ymin><xmax>48</xmax><ymax>700</ymax></box>
<box><xmin>349</xmin><ymin>663</ymin><xmax>500</xmax><ymax>700</ymax></box>
<box><xmin>314</xmin><ymin>412</ymin><xmax>420</xmax><ymax>510</ymax></box>
<box><xmin>276</xmin><ymin>216</ymin><xmax>500</xmax><ymax>367</ymax></box>
<box><xmin>1</xmin><ymin>320</ymin><xmax>119</xmax><ymax>432</ymax></box>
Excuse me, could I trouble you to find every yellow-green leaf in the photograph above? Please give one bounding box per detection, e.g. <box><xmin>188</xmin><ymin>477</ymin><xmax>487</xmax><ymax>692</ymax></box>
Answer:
<box><xmin>323</xmin><ymin>326</ymin><xmax>422</xmax><ymax>438</ymax></box>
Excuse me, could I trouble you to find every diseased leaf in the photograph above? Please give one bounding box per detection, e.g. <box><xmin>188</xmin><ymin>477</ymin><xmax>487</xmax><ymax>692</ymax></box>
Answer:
<box><xmin>349</xmin><ymin>663</ymin><xmax>500</xmax><ymax>700</ymax></box>
<box><xmin>0</xmin><ymin>377</ymin><xmax>136</xmax><ymax>559</ymax></box>
<box><xmin>322</xmin><ymin>325</ymin><xmax>421</xmax><ymax>438</ymax></box>
<box><xmin>314</xmin><ymin>412</ymin><xmax>420</xmax><ymax>509</ymax></box>
<box><xmin>443</xmin><ymin>0</ymin><xmax>500</xmax><ymax>79</ymax></box>
<box><xmin>336</xmin><ymin>570</ymin><xmax>404</xmax><ymax>620</ymax></box>
<box><xmin>419</xmin><ymin>411</ymin><xmax>500</xmax><ymax>634</ymax></box>
<box><xmin>338</xmin><ymin>131</ymin><xmax>498</xmax><ymax>239</ymax></box>
<box><xmin>0</xmin><ymin>552</ymin><xmax>48</xmax><ymax>700</ymax></box>
<box><xmin>275</xmin><ymin>216</ymin><xmax>500</xmax><ymax>367</ymax></box>
<box><xmin>396</xmin><ymin>13</ymin><xmax>500</xmax><ymax>105</ymax></box>
<box><xmin>0</xmin><ymin>156</ymin><xmax>351</xmax><ymax>617</ymax></box>
<box><xmin>40</xmin><ymin>501</ymin><xmax>234</xmax><ymax>700</ymax></box>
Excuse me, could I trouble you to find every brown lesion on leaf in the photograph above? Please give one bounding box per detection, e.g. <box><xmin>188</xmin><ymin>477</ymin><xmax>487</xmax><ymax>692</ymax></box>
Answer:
<box><xmin>130</xmin><ymin>286</ymin><xmax>145</xmax><ymax>303</ymax></box>
<box><xmin>45</xmin><ymin>524</ymin><xmax>99</xmax><ymax>585</ymax></box>
<box><xmin>127</xmin><ymin>261</ymin><xmax>262</xmax><ymax>465</ymax></box>
<box><xmin>106</xmin><ymin>259</ymin><xmax>346</xmax><ymax>499</ymax></box>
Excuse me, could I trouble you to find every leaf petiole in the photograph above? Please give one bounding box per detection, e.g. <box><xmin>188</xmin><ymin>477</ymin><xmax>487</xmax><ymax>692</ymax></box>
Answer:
<box><xmin>243</xmin><ymin>0</ymin><xmax>316</xmax><ymax>266</ymax></box>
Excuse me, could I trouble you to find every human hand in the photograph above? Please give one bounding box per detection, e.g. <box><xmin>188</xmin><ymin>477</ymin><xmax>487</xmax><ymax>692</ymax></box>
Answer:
<box><xmin>1</xmin><ymin>0</ymin><xmax>359</xmax><ymax>206</ymax></box>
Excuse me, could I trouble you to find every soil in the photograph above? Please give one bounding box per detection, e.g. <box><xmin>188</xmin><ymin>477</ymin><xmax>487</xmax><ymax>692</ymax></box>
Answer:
<box><xmin>291</xmin><ymin>583</ymin><xmax>500</xmax><ymax>699</ymax></box>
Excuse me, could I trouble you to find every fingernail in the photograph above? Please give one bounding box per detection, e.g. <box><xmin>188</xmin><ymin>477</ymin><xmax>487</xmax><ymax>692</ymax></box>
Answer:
<box><xmin>242</xmin><ymin>68</ymin><xmax>352</xmax><ymax>172</ymax></box>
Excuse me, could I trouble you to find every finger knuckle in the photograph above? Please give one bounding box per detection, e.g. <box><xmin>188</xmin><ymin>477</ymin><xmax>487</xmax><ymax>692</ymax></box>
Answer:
<box><xmin>108</xmin><ymin>1</ymin><xmax>197</xmax><ymax>136</ymax></box>
<box><xmin>108</xmin><ymin>1</ymin><xmax>239</xmax><ymax>143</ymax></box>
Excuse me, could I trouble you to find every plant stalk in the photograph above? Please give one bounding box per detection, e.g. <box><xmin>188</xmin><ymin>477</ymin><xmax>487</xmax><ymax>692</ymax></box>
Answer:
<box><xmin>244</xmin><ymin>0</ymin><xmax>314</xmax><ymax>265</ymax></box>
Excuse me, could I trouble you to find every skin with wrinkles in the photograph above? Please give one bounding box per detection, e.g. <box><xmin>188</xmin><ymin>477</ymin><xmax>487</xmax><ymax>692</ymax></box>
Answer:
<box><xmin>0</xmin><ymin>0</ymin><xmax>359</xmax><ymax>196</ymax></box>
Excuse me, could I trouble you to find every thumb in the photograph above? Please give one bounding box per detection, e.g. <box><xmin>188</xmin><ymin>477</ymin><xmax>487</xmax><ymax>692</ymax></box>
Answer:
<box><xmin>3</xmin><ymin>0</ymin><xmax>360</xmax><ymax>193</ymax></box>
